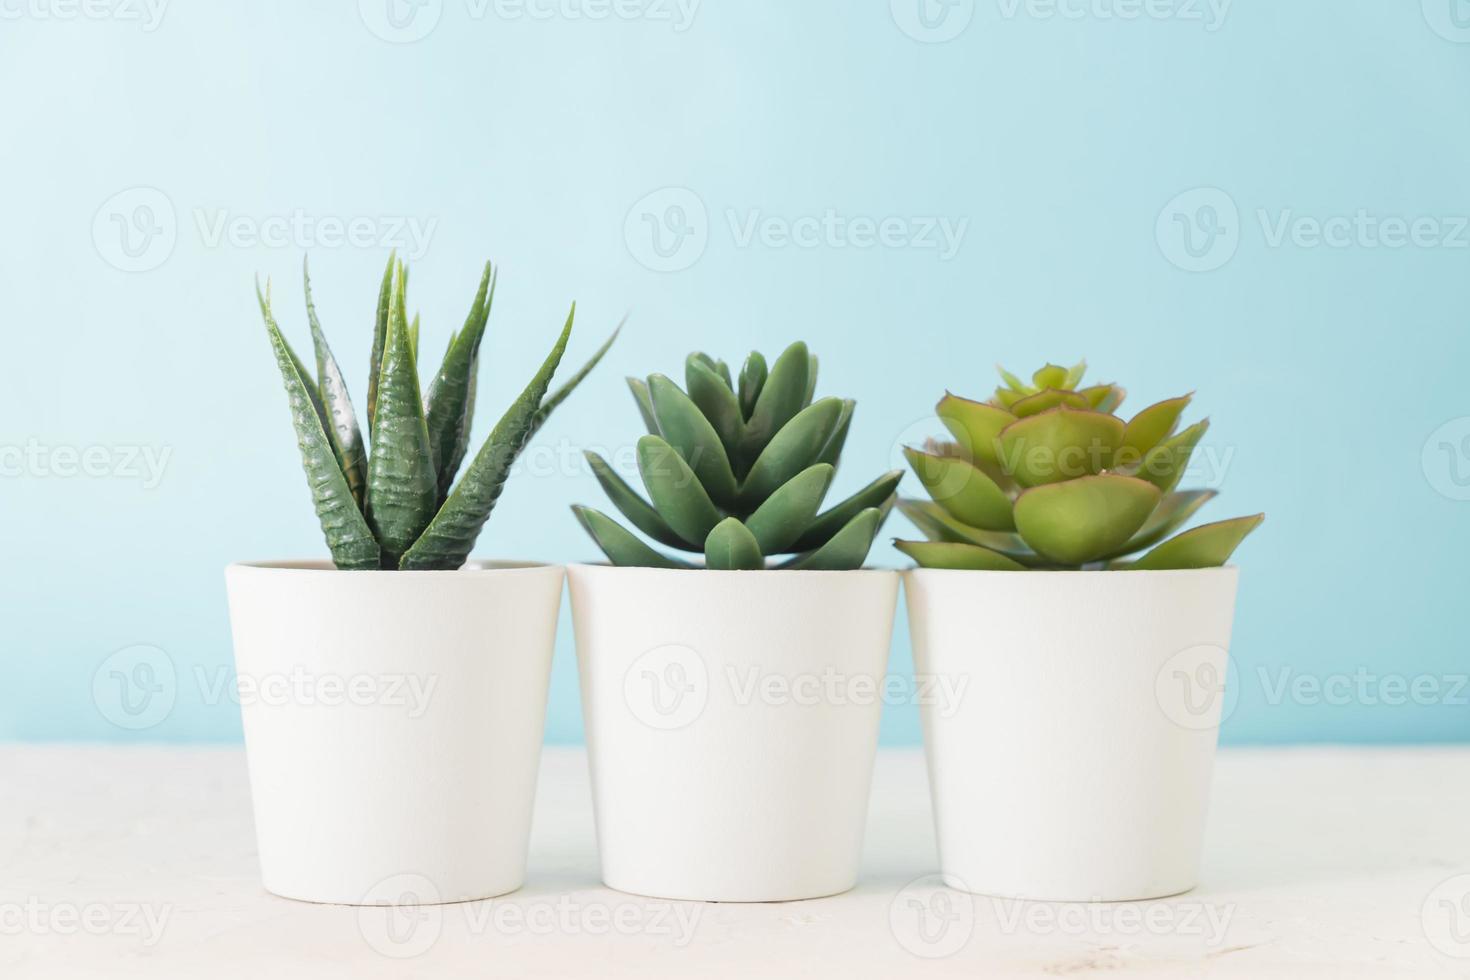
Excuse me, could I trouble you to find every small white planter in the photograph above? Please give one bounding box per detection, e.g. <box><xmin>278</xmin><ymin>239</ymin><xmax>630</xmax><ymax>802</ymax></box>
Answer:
<box><xmin>224</xmin><ymin>560</ymin><xmax>564</xmax><ymax>906</ymax></box>
<box><xmin>905</xmin><ymin>567</ymin><xmax>1240</xmax><ymax>902</ymax></box>
<box><xmin>568</xmin><ymin>564</ymin><xmax>900</xmax><ymax>902</ymax></box>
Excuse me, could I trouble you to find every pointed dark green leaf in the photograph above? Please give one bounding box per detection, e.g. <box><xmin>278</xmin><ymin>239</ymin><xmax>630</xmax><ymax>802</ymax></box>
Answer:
<box><xmin>815</xmin><ymin>399</ymin><xmax>855</xmax><ymax>468</ymax></box>
<box><xmin>649</xmin><ymin>374</ymin><xmax>739</xmax><ymax>507</ymax></box>
<box><xmin>804</xmin><ymin>352</ymin><xmax>819</xmax><ymax>406</ymax></box>
<box><xmin>686</xmin><ymin>355</ymin><xmax>744</xmax><ymax>462</ymax></box>
<box><xmin>737</xmin><ymin>351</ymin><xmax>767</xmax><ymax>420</ymax></box>
<box><xmin>1136</xmin><ymin>419</ymin><xmax>1209</xmax><ymax>493</ymax></box>
<box><xmin>744</xmin><ymin>463</ymin><xmax>834</xmax><ymax>554</ymax></box>
<box><xmin>1013</xmin><ymin>474</ymin><xmax>1162</xmax><ymax>566</ymax></box>
<box><xmin>527</xmin><ymin>315</ymin><xmax>623</xmax><ymax>441</ymax></box>
<box><xmin>1128</xmin><ymin>514</ymin><xmax>1264</xmax><ymax>571</ymax></box>
<box><xmin>398</xmin><ymin>306</ymin><xmax>575</xmax><ymax>570</ymax></box>
<box><xmin>628</xmin><ymin>376</ymin><xmax>659</xmax><ymax>434</ymax></box>
<box><xmin>366</xmin><ymin>252</ymin><xmax>395</xmax><ymax>438</ymax></box>
<box><xmin>302</xmin><ymin>261</ymin><xmax>367</xmax><ymax>509</ymax></box>
<box><xmin>742</xmin><ymin>342</ymin><xmax>810</xmax><ymax>457</ymax></box>
<box><xmin>585</xmin><ymin>450</ymin><xmax>692</xmax><ymax>551</ymax></box>
<box><xmin>894</xmin><ymin>539</ymin><xmax>1027</xmax><ymax>571</ymax></box>
<box><xmin>791</xmin><ymin>469</ymin><xmax>903</xmax><ymax>551</ymax></box>
<box><xmin>636</xmin><ymin>434</ymin><xmax>722</xmax><ymax>546</ymax></box>
<box><xmin>573</xmin><ymin>505</ymin><xmax>692</xmax><ymax>569</ymax></box>
<box><xmin>704</xmin><ymin>517</ymin><xmax>765</xmax><ymax>570</ymax></box>
<box><xmin>998</xmin><ymin>406</ymin><xmax>1125</xmax><ymax>487</ymax></box>
<box><xmin>904</xmin><ymin>446</ymin><xmax>1014</xmax><ymax>532</ymax></box>
<box><xmin>423</xmin><ymin>262</ymin><xmax>494</xmax><ymax>502</ymax></box>
<box><xmin>739</xmin><ymin>397</ymin><xmax>844</xmax><ymax>506</ymax></box>
<box><xmin>782</xmin><ymin>507</ymin><xmax>882</xmax><ymax>570</ymax></box>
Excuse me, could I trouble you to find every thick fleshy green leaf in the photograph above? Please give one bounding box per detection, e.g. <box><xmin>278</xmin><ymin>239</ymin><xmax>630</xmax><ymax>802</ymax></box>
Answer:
<box><xmin>636</xmin><ymin>434</ymin><xmax>722</xmax><ymax>546</ymax></box>
<box><xmin>398</xmin><ymin>307</ymin><xmax>575</xmax><ymax>570</ymax></box>
<box><xmin>1013</xmin><ymin>474</ymin><xmax>1162</xmax><ymax>565</ymax></box>
<box><xmin>815</xmin><ymin>399</ymin><xmax>855</xmax><ymax>468</ymax></box>
<box><xmin>685</xmin><ymin>355</ymin><xmax>744</xmax><ymax>461</ymax></box>
<box><xmin>993</xmin><ymin>386</ymin><xmax>1025</xmax><ymax>409</ymax></box>
<box><xmin>1062</xmin><ymin>359</ymin><xmax>1087</xmax><ymax>390</ymax></box>
<box><xmin>739</xmin><ymin>397</ymin><xmax>844</xmax><ymax>506</ymax></box>
<box><xmin>997</xmin><ymin>366</ymin><xmax>1031</xmax><ymax>394</ymax></box>
<box><xmin>1010</xmin><ymin>388</ymin><xmax>1088</xmax><ymax>419</ymax></box>
<box><xmin>738</xmin><ymin>351</ymin><xmax>767</xmax><ymax>420</ymax></box>
<box><xmin>302</xmin><ymin>261</ymin><xmax>367</xmax><ymax>509</ymax></box>
<box><xmin>365</xmin><ymin>265</ymin><xmax>438</xmax><ymax>568</ymax></box>
<box><xmin>1128</xmin><ymin>514</ymin><xmax>1264</xmax><ymax>571</ymax></box>
<box><xmin>744</xmin><ymin>463</ymin><xmax>835</xmax><ymax>554</ymax></box>
<box><xmin>1031</xmin><ymin>363</ymin><xmax>1069</xmax><ymax>389</ymax></box>
<box><xmin>791</xmin><ymin>469</ymin><xmax>903</xmax><ymax>551</ymax></box>
<box><xmin>584</xmin><ymin>451</ymin><xmax>691</xmax><ymax>550</ymax></box>
<box><xmin>904</xmin><ymin>446</ymin><xmax>1015</xmax><ymax>531</ymax></box>
<box><xmin>804</xmin><ymin>352</ymin><xmax>819</xmax><ymax>405</ymax></box>
<box><xmin>1137</xmin><ymin>419</ymin><xmax>1209</xmax><ymax>493</ymax></box>
<box><xmin>573</xmin><ymin>505</ymin><xmax>691</xmax><ymax>569</ymax></box>
<box><xmin>649</xmin><ymin>374</ymin><xmax>739</xmax><ymax>507</ymax></box>
<box><xmin>1110</xmin><ymin>489</ymin><xmax>1217</xmax><ymax>558</ymax></box>
<box><xmin>1118</xmin><ymin>394</ymin><xmax>1192</xmax><ymax>467</ymax></box>
<box><xmin>998</xmin><ymin>406</ymin><xmax>1125</xmax><ymax>487</ymax></box>
<box><xmin>627</xmin><ymin>376</ymin><xmax>659</xmax><ymax>434</ymax></box>
<box><xmin>259</xmin><ymin>284</ymin><xmax>379</xmax><ymax>570</ymax></box>
<box><xmin>528</xmin><ymin>316</ymin><xmax>623</xmax><ymax>440</ymax></box>
<box><xmin>936</xmin><ymin>393</ymin><xmax>1013</xmax><ymax>467</ymax></box>
<box><xmin>896</xmin><ymin>499</ymin><xmax>1045</xmax><ymax>565</ymax></box>
<box><xmin>408</xmin><ymin>313</ymin><xmax>420</xmax><ymax>362</ymax></box>
<box><xmin>742</xmin><ymin>342</ymin><xmax>811</xmax><ymax>461</ymax></box>
<box><xmin>782</xmin><ymin>507</ymin><xmax>882</xmax><ymax>570</ymax></box>
<box><xmin>366</xmin><ymin>252</ymin><xmax>395</xmax><ymax>438</ymax></box>
<box><xmin>704</xmin><ymin>517</ymin><xmax>765</xmax><ymax>570</ymax></box>
<box><xmin>894</xmin><ymin>539</ymin><xmax>1027</xmax><ymax>571</ymax></box>
<box><xmin>1079</xmin><ymin>383</ymin><xmax>1125</xmax><ymax>414</ymax></box>
<box><xmin>423</xmin><ymin>263</ymin><xmax>494</xmax><ymax>502</ymax></box>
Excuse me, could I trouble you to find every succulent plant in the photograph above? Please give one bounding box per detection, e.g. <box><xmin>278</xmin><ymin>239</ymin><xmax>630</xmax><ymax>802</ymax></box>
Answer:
<box><xmin>259</xmin><ymin>255</ymin><xmax>618</xmax><ymax>571</ymax></box>
<box><xmin>896</xmin><ymin>361</ymin><xmax>1262</xmax><ymax>571</ymax></box>
<box><xmin>573</xmin><ymin>342</ymin><xmax>902</xmax><ymax>570</ymax></box>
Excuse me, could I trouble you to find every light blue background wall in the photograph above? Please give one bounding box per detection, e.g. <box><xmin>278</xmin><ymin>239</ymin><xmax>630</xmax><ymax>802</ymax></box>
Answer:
<box><xmin>2</xmin><ymin>0</ymin><xmax>1467</xmax><ymax>746</ymax></box>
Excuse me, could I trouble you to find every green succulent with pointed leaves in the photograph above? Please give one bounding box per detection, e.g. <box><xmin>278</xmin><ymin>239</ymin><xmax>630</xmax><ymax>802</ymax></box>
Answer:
<box><xmin>574</xmin><ymin>342</ymin><xmax>901</xmax><ymax>570</ymax></box>
<box><xmin>260</xmin><ymin>255</ymin><xmax>619</xmax><ymax>571</ymax></box>
<box><xmin>896</xmin><ymin>360</ymin><xmax>1263</xmax><ymax>571</ymax></box>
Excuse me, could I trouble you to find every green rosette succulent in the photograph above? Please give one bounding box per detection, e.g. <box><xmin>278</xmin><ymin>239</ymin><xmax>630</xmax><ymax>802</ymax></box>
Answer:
<box><xmin>574</xmin><ymin>342</ymin><xmax>902</xmax><ymax>570</ymax></box>
<box><xmin>259</xmin><ymin>255</ymin><xmax>618</xmax><ymax>571</ymax></box>
<box><xmin>896</xmin><ymin>360</ymin><xmax>1263</xmax><ymax>571</ymax></box>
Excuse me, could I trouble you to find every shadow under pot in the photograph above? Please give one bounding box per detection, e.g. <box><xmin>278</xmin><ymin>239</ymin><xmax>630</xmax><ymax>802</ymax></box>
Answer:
<box><xmin>905</xmin><ymin>566</ymin><xmax>1241</xmax><ymax>902</ymax></box>
<box><xmin>568</xmin><ymin>564</ymin><xmax>900</xmax><ymax>903</ymax></box>
<box><xmin>224</xmin><ymin>560</ymin><xmax>564</xmax><ymax>906</ymax></box>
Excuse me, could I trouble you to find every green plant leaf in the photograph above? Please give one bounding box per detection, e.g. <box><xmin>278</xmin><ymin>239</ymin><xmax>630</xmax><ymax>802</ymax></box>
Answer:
<box><xmin>704</xmin><ymin>517</ymin><xmax>765</xmax><ymax>570</ymax></box>
<box><xmin>782</xmin><ymin>507</ymin><xmax>882</xmax><ymax>570</ymax></box>
<box><xmin>528</xmin><ymin>315</ymin><xmax>623</xmax><ymax>440</ymax></box>
<box><xmin>302</xmin><ymin>261</ymin><xmax>367</xmax><ymax>509</ymax></box>
<box><xmin>584</xmin><ymin>451</ymin><xmax>692</xmax><ymax>550</ymax></box>
<box><xmin>1062</xmin><ymin>359</ymin><xmax>1087</xmax><ymax>390</ymax></box>
<box><xmin>739</xmin><ymin>397</ymin><xmax>844</xmax><ymax>506</ymax></box>
<box><xmin>937</xmin><ymin>393</ymin><xmax>1014</xmax><ymax>467</ymax></box>
<box><xmin>1109</xmin><ymin>489</ymin><xmax>1217</xmax><ymax>558</ymax></box>
<box><xmin>649</xmin><ymin>374</ymin><xmax>739</xmax><ymax>507</ymax></box>
<box><xmin>1010</xmin><ymin>387</ymin><xmax>1089</xmax><ymax>418</ymax></box>
<box><xmin>1118</xmin><ymin>394</ymin><xmax>1192</xmax><ymax>466</ymax></box>
<box><xmin>423</xmin><ymin>262</ymin><xmax>494</xmax><ymax>502</ymax></box>
<box><xmin>628</xmin><ymin>376</ymin><xmax>659</xmax><ymax>434</ymax></box>
<box><xmin>742</xmin><ymin>341</ymin><xmax>811</xmax><ymax>461</ymax></box>
<box><xmin>637</xmin><ymin>434</ymin><xmax>723</xmax><ymax>546</ymax></box>
<box><xmin>896</xmin><ymin>498</ymin><xmax>1045</xmax><ymax>565</ymax></box>
<box><xmin>1135</xmin><ymin>419</ymin><xmax>1209</xmax><ymax>493</ymax></box>
<box><xmin>998</xmin><ymin>406</ymin><xmax>1125</xmax><ymax>487</ymax></box>
<box><xmin>904</xmin><ymin>446</ymin><xmax>1014</xmax><ymax>531</ymax></box>
<box><xmin>738</xmin><ymin>350</ymin><xmax>767</xmax><ymax>420</ymax></box>
<box><xmin>686</xmin><ymin>355</ymin><xmax>745</xmax><ymax>463</ymax></box>
<box><xmin>804</xmin><ymin>352</ymin><xmax>819</xmax><ymax>405</ymax></box>
<box><xmin>258</xmin><ymin>282</ymin><xmax>380</xmax><ymax>570</ymax></box>
<box><xmin>398</xmin><ymin>306</ymin><xmax>575</xmax><ymax>570</ymax></box>
<box><xmin>365</xmin><ymin>265</ymin><xmax>438</xmax><ymax>568</ymax></box>
<box><xmin>366</xmin><ymin>252</ymin><xmax>395</xmax><ymax>438</ymax></box>
<box><xmin>894</xmin><ymin>539</ymin><xmax>1027</xmax><ymax>571</ymax></box>
<box><xmin>1128</xmin><ymin>514</ymin><xmax>1264</xmax><ymax>571</ymax></box>
<box><xmin>1012</xmin><ymin>474</ymin><xmax>1161</xmax><ymax>565</ymax></box>
<box><xmin>1079</xmin><ymin>383</ymin><xmax>1125</xmax><ymax>414</ymax></box>
<box><xmin>1031</xmin><ymin>363</ymin><xmax>1069</xmax><ymax>389</ymax></box>
<box><xmin>997</xmin><ymin>366</ymin><xmax>1032</xmax><ymax>394</ymax></box>
<box><xmin>744</xmin><ymin>463</ymin><xmax>835</xmax><ymax>554</ymax></box>
<box><xmin>408</xmin><ymin>312</ymin><xmax>420</xmax><ymax>362</ymax></box>
<box><xmin>815</xmin><ymin>399</ymin><xmax>855</xmax><ymax>467</ymax></box>
<box><xmin>791</xmin><ymin>469</ymin><xmax>903</xmax><ymax>551</ymax></box>
<box><xmin>573</xmin><ymin>505</ymin><xmax>691</xmax><ymax>569</ymax></box>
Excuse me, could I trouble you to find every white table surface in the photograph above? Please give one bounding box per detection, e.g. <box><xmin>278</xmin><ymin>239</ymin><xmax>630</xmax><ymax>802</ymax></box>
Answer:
<box><xmin>2</xmin><ymin>745</ymin><xmax>1467</xmax><ymax>978</ymax></box>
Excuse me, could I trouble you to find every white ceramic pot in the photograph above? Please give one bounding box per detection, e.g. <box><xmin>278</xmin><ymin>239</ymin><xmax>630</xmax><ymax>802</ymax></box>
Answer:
<box><xmin>568</xmin><ymin>564</ymin><xmax>901</xmax><ymax>902</ymax></box>
<box><xmin>224</xmin><ymin>560</ymin><xmax>564</xmax><ymax>905</ymax></box>
<box><xmin>905</xmin><ymin>567</ymin><xmax>1240</xmax><ymax>902</ymax></box>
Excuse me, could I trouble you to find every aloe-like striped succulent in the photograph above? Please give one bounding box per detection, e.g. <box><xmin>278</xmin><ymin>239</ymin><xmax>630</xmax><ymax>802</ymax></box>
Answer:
<box><xmin>573</xmin><ymin>342</ymin><xmax>902</xmax><ymax>570</ymax></box>
<box><xmin>896</xmin><ymin>360</ymin><xmax>1263</xmax><ymax>571</ymax></box>
<box><xmin>259</xmin><ymin>256</ymin><xmax>618</xmax><ymax>571</ymax></box>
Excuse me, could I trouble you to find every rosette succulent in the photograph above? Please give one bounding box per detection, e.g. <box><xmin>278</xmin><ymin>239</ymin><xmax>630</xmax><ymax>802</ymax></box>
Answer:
<box><xmin>574</xmin><ymin>342</ymin><xmax>902</xmax><ymax>570</ymax></box>
<box><xmin>896</xmin><ymin>361</ymin><xmax>1262</xmax><ymax>570</ymax></box>
<box><xmin>259</xmin><ymin>255</ymin><xmax>617</xmax><ymax>571</ymax></box>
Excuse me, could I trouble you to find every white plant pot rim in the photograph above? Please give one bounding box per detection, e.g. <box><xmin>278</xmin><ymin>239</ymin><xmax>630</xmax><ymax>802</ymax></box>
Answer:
<box><xmin>902</xmin><ymin>565</ymin><xmax>1239</xmax><ymax>578</ymax></box>
<box><xmin>227</xmin><ymin>558</ymin><xmax>555</xmax><ymax>575</ymax></box>
<box><xmin>567</xmin><ymin>562</ymin><xmax>900</xmax><ymax>578</ymax></box>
